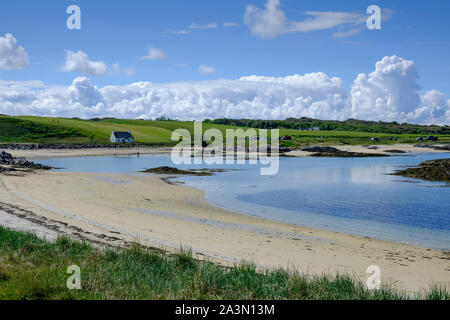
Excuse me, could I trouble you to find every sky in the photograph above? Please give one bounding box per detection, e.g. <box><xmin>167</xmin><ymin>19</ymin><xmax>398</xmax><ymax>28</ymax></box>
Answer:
<box><xmin>0</xmin><ymin>0</ymin><xmax>449</xmax><ymax>124</ymax></box>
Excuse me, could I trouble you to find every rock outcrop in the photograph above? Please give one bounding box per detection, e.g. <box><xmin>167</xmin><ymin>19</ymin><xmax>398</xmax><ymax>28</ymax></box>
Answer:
<box><xmin>302</xmin><ymin>146</ymin><xmax>388</xmax><ymax>158</ymax></box>
<box><xmin>391</xmin><ymin>158</ymin><xmax>450</xmax><ymax>182</ymax></box>
<box><xmin>0</xmin><ymin>151</ymin><xmax>52</xmax><ymax>172</ymax></box>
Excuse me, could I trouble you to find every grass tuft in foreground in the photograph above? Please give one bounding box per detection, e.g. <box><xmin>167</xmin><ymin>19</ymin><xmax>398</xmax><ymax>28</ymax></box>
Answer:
<box><xmin>0</xmin><ymin>226</ymin><xmax>448</xmax><ymax>300</ymax></box>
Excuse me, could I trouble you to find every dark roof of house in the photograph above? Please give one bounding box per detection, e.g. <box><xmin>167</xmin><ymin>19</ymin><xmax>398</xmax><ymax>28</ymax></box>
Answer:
<box><xmin>112</xmin><ymin>131</ymin><xmax>133</xmax><ymax>139</ymax></box>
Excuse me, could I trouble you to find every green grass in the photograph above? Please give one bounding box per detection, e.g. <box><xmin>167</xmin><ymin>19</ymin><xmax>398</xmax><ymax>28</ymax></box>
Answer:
<box><xmin>1</xmin><ymin>116</ymin><xmax>240</xmax><ymax>145</ymax></box>
<box><xmin>1</xmin><ymin>115</ymin><xmax>449</xmax><ymax>146</ymax></box>
<box><xmin>0</xmin><ymin>227</ymin><xmax>448</xmax><ymax>300</ymax></box>
<box><xmin>0</xmin><ymin>117</ymin><xmax>86</xmax><ymax>143</ymax></box>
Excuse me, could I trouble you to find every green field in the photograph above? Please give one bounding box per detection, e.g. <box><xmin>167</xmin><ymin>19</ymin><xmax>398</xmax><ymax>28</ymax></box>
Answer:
<box><xmin>1</xmin><ymin>115</ymin><xmax>449</xmax><ymax>146</ymax></box>
<box><xmin>0</xmin><ymin>227</ymin><xmax>448</xmax><ymax>300</ymax></box>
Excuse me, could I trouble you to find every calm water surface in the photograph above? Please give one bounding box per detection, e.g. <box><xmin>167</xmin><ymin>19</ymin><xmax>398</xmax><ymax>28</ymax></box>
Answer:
<box><xmin>37</xmin><ymin>153</ymin><xmax>450</xmax><ymax>250</ymax></box>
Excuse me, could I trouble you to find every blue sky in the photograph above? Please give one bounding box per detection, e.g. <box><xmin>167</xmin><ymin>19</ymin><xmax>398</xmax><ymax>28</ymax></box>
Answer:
<box><xmin>0</xmin><ymin>0</ymin><xmax>449</xmax><ymax>124</ymax></box>
<box><xmin>0</xmin><ymin>0</ymin><xmax>448</xmax><ymax>90</ymax></box>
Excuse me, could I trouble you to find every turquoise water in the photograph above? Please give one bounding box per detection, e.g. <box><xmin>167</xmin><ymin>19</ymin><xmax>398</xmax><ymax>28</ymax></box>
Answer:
<box><xmin>37</xmin><ymin>153</ymin><xmax>450</xmax><ymax>250</ymax></box>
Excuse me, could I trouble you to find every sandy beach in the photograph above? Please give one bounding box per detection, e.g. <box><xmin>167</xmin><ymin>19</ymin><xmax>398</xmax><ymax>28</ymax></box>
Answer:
<box><xmin>6</xmin><ymin>147</ymin><xmax>173</xmax><ymax>159</ymax></box>
<box><xmin>0</xmin><ymin>147</ymin><xmax>449</xmax><ymax>293</ymax></box>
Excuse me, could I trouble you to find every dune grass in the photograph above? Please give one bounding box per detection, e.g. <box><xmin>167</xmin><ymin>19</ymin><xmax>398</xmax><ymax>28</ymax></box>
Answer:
<box><xmin>0</xmin><ymin>226</ymin><xmax>448</xmax><ymax>300</ymax></box>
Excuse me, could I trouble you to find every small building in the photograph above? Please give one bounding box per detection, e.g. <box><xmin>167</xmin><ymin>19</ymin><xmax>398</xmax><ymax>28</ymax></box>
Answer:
<box><xmin>370</xmin><ymin>137</ymin><xmax>379</xmax><ymax>142</ymax></box>
<box><xmin>416</xmin><ymin>136</ymin><xmax>424</xmax><ymax>141</ymax></box>
<box><xmin>110</xmin><ymin>131</ymin><xmax>134</xmax><ymax>143</ymax></box>
<box><xmin>312</xmin><ymin>127</ymin><xmax>320</xmax><ymax>131</ymax></box>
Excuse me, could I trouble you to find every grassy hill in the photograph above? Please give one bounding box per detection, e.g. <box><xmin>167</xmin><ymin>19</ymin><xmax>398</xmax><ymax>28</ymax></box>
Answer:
<box><xmin>1</xmin><ymin>115</ymin><xmax>449</xmax><ymax>146</ymax></box>
<box><xmin>0</xmin><ymin>116</ymin><xmax>237</xmax><ymax>145</ymax></box>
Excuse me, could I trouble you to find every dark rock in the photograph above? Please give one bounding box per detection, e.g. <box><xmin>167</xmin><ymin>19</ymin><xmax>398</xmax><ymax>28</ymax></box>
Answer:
<box><xmin>0</xmin><ymin>166</ymin><xmax>12</xmax><ymax>172</ymax></box>
<box><xmin>433</xmin><ymin>145</ymin><xmax>450</xmax><ymax>151</ymax></box>
<box><xmin>302</xmin><ymin>146</ymin><xmax>340</xmax><ymax>153</ymax></box>
<box><xmin>414</xmin><ymin>144</ymin><xmax>434</xmax><ymax>148</ymax></box>
<box><xmin>141</xmin><ymin>166</ymin><xmax>214</xmax><ymax>176</ymax></box>
<box><xmin>391</xmin><ymin>158</ymin><xmax>450</xmax><ymax>182</ymax></box>
<box><xmin>0</xmin><ymin>150</ymin><xmax>52</xmax><ymax>171</ymax></box>
<box><xmin>302</xmin><ymin>146</ymin><xmax>388</xmax><ymax>158</ymax></box>
<box><xmin>385</xmin><ymin>149</ymin><xmax>407</xmax><ymax>154</ymax></box>
<box><xmin>279</xmin><ymin>146</ymin><xmax>292</xmax><ymax>153</ymax></box>
<box><xmin>310</xmin><ymin>151</ymin><xmax>389</xmax><ymax>158</ymax></box>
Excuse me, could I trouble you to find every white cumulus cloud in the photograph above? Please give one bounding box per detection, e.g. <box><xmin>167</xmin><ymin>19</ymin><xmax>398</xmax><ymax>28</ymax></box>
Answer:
<box><xmin>68</xmin><ymin>77</ymin><xmax>104</xmax><ymax>107</ymax></box>
<box><xmin>61</xmin><ymin>50</ymin><xmax>109</xmax><ymax>76</ymax></box>
<box><xmin>0</xmin><ymin>33</ymin><xmax>29</xmax><ymax>70</ymax></box>
<box><xmin>1</xmin><ymin>56</ymin><xmax>449</xmax><ymax>125</ymax></box>
<box><xmin>350</xmin><ymin>55</ymin><xmax>422</xmax><ymax>122</ymax></box>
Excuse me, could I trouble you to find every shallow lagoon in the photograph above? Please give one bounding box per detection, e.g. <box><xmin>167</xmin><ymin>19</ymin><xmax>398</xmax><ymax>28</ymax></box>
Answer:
<box><xmin>38</xmin><ymin>153</ymin><xmax>450</xmax><ymax>250</ymax></box>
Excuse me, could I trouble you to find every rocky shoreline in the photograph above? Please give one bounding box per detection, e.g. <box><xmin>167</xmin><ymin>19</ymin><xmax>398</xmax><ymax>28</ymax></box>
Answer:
<box><xmin>391</xmin><ymin>158</ymin><xmax>450</xmax><ymax>183</ymax></box>
<box><xmin>302</xmin><ymin>146</ymin><xmax>389</xmax><ymax>158</ymax></box>
<box><xmin>414</xmin><ymin>144</ymin><xmax>450</xmax><ymax>151</ymax></box>
<box><xmin>0</xmin><ymin>143</ymin><xmax>168</xmax><ymax>150</ymax></box>
<box><xmin>0</xmin><ymin>151</ymin><xmax>52</xmax><ymax>172</ymax></box>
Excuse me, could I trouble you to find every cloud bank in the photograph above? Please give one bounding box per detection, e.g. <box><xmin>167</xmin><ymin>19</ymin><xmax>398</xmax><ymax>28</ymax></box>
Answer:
<box><xmin>0</xmin><ymin>33</ymin><xmax>29</xmax><ymax>70</ymax></box>
<box><xmin>0</xmin><ymin>56</ymin><xmax>449</xmax><ymax>125</ymax></box>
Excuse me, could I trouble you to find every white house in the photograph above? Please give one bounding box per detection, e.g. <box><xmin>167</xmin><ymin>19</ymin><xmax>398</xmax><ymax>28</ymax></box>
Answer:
<box><xmin>110</xmin><ymin>131</ymin><xmax>134</xmax><ymax>143</ymax></box>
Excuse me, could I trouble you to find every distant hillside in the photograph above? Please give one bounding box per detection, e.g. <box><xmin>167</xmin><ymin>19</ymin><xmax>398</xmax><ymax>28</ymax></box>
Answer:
<box><xmin>205</xmin><ymin>117</ymin><xmax>450</xmax><ymax>135</ymax></box>
<box><xmin>1</xmin><ymin>115</ymin><xmax>449</xmax><ymax>146</ymax></box>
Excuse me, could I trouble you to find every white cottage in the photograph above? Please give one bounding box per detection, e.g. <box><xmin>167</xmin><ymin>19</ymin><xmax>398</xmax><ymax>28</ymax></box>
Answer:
<box><xmin>110</xmin><ymin>131</ymin><xmax>134</xmax><ymax>143</ymax></box>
